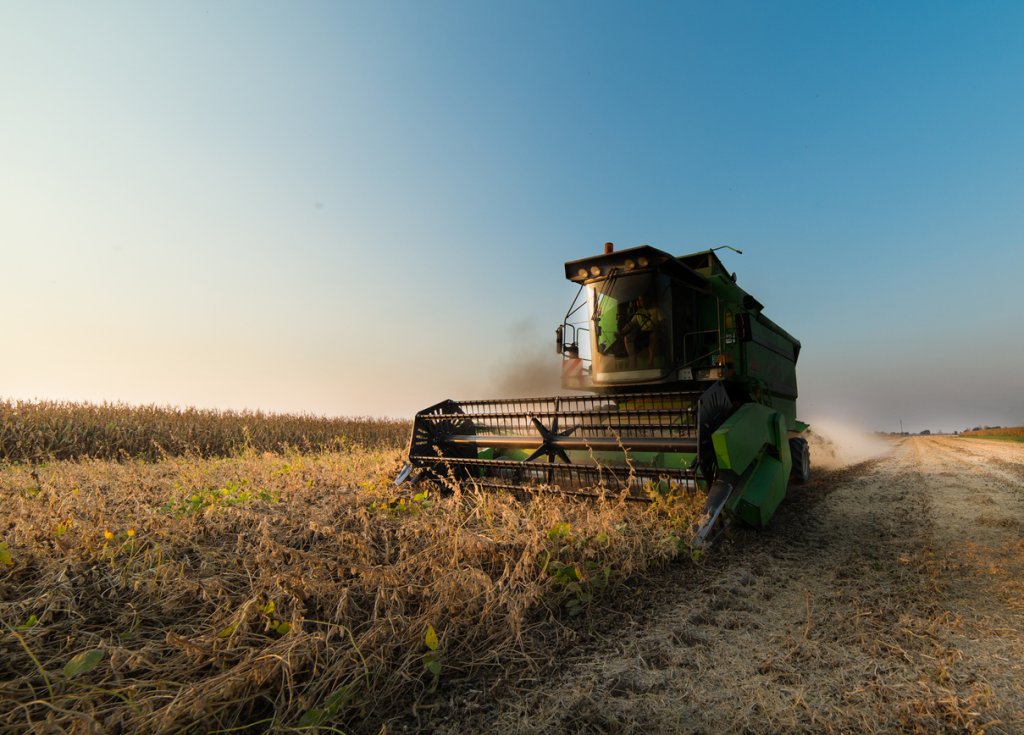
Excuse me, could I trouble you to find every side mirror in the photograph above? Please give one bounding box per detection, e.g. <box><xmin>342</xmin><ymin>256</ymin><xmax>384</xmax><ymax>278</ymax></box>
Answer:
<box><xmin>555</xmin><ymin>325</ymin><xmax>564</xmax><ymax>355</ymax></box>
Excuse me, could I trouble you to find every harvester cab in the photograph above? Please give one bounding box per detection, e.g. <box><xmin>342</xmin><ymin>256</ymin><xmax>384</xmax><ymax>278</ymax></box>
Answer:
<box><xmin>397</xmin><ymin>242</ymin><xmax>809</xmax><ymax>546</ymax></box>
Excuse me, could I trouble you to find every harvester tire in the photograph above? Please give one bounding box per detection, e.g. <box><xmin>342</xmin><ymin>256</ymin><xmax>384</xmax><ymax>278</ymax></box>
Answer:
<box><xmin>789</xmin><ymin>437</ymin><xmax>810</xmax><ymax>484</ymax></box>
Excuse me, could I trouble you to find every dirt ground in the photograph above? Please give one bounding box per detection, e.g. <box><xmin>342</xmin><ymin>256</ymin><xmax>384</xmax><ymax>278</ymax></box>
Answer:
<box><xmin>419</xmin><ymin>436</ymin><xmax>1024</xmax><ymax>734</ymax></box>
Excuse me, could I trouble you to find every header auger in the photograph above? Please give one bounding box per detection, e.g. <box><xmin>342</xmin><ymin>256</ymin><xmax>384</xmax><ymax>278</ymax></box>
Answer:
<box><xmin>395</xmin><ymin>242</ymin><xmax>809</xmax><ymax>545</ymax></box>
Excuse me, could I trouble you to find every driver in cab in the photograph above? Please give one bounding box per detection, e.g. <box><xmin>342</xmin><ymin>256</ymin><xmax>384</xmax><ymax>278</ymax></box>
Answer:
<box><xmin>623</xmin><ymin>293</ymin><xmax>662</xmax><ymax>361</ymax></box>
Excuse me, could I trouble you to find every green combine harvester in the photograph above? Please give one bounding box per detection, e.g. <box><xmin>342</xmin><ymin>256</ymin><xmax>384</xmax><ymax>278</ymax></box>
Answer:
<box><xmin>395</xmin><ymin>243</ymin><xmax>809</xmax><ymax>545</ymax></box>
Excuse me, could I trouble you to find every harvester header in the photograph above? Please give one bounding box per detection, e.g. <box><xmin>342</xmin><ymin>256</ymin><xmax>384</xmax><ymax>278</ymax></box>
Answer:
<box><xmin>397</xmin><ymin>242</ymin><xmax>809</xmax><ymax>545</ymax></box>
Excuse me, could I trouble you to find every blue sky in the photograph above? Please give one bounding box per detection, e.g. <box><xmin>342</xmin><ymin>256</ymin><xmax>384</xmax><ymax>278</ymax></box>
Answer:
<box><xmin>2</xmin><ymin>1</ymin><xmax>1022</xmax><ymax>432</ymax></box>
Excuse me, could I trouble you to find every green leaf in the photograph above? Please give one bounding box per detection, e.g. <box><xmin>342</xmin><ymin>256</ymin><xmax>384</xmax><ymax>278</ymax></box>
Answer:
<box><xmin>63</xmin><ymin>649</ymin><xmax>104</xmax><ymax>678</ymax></box>
<box><xmin>16</xmin><ymin>614</ymin><xmax>38</xmax><ymax>631</ymax></box>
<box><xmin>324</xmin><ymin>686</ymin><xmax>351</xmax><ymax>711</ymax></box>
<box><xmin>274</xmin><ymin>621</ymin><xmax>291</xmax><ymax>635</ymax></box>
<box><xmin>300</xmin><ymin>686</ymin><xmax>351</xmax><ymax>727</ymax></box>
<box><xmin>547</xmin><ymin>522</ymin><xmax>572</xmax><ymax>541</ymax></box>
<box><xmin>424</xmin><ymin>657</ymin><xmax>442</xmax><ymax>676</ymax></box>
<box><xmin>0</xmin><ymin>542</ymin><xmax>12</xmax><ymax>566</ymax></box>
<box><xmin>218</xmin><ymin>623</ymin><xmax>237</xmax><ymax>638</ymax></box>
<box><xmin>298</xmin><ymin>708</ymin><xmax>325</xmax><ymax>727</ymax></box>
<box><xmin>424</xmin><ymin>624</ymin><xmax>439</xmax><ymax>651</ymax></box>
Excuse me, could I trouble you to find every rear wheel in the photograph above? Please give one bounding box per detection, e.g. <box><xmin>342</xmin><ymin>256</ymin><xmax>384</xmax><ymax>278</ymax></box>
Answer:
<box><xmin>789</xmin><ymin>436</ymin><xmax>810</xmax><ymax>484</ymax></box>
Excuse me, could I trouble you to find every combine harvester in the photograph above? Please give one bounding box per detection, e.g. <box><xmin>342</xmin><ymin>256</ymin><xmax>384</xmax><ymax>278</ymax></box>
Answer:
<box><xmin>396</xmin><ymin>243</ymin><xmax>809</xmax><ymax>545</ymax></box>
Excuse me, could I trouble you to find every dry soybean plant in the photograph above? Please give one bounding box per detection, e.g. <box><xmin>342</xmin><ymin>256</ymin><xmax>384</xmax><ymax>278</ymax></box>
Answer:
<box><xmin>0</xmin><ymin>419</ymin><xmax>705</xmax><ymax>734</ymax></box>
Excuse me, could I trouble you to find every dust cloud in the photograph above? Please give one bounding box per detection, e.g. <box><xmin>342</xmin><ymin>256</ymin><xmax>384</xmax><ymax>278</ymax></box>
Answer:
<box><xmin>483</xmin><ymin>319</ymin><xmax>571</xmax><ymax>399</ymax></box>
<box><xmin>805</xmin><ymin>418</ymin><xmax>894</xmax><ymax>469</ymax></box>
<box><xmin>490</xmin><ymin>348</ymin><xmax>567</xmax><ymax>398</ymax></box>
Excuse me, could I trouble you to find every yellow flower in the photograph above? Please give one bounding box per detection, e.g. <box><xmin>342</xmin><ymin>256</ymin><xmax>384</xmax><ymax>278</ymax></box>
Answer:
<box><xmin>126</xmin><ymin>529</ymin><xmax>136</xmax><ymax>538</ymax></box>
<box><xmin>103</xmin><ymin>530</ymin><xmax>114</xmax><ymax>541</ymax></box>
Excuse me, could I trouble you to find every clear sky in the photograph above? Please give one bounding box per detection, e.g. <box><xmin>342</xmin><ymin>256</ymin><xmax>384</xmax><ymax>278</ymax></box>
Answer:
<box><xmin>2</xmin><ymin>1</ymin><xmax>1022</xmax><ymax>433</ymax></box>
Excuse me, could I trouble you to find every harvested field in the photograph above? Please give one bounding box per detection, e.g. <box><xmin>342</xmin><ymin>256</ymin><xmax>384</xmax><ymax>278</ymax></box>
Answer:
<box><xmin>422</xmin><ymin>436</ymin><xmax>1024</xmax><ymax>734</ymax></box>
<box><xmin>3</xmin><ymin>430</ymin><xmax>1023</xmax><ymax>734</ymax></box>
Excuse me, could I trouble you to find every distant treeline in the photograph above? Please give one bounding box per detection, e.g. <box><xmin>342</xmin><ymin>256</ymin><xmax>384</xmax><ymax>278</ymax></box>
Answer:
<box><xmin>0</xmin><ymin>400</ymin><xmax>411</xmax><ymax>463</ymax></box>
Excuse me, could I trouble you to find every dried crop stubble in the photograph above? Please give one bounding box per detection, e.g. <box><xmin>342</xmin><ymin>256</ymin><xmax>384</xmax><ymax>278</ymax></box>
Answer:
<box><xmin>0</xmin><ymin>445</ymin><xmax>705</xmax><ymax>734</ymax></box>
<box><xmin>428</xmin><ymin>438</ymin><xmax>1024</xmax><ymax>735</ymax></box>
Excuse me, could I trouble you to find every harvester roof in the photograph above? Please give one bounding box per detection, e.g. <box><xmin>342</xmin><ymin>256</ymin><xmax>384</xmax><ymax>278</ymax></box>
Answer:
<box><xmin>677</xmin><ymin>249</ymin><xmax>732</xmax><ymax>278</ymax></box>
<box><xmin>564</xmin><ymin>245</ymin><xmax>708</xmax><ymax>289</ymax></box>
